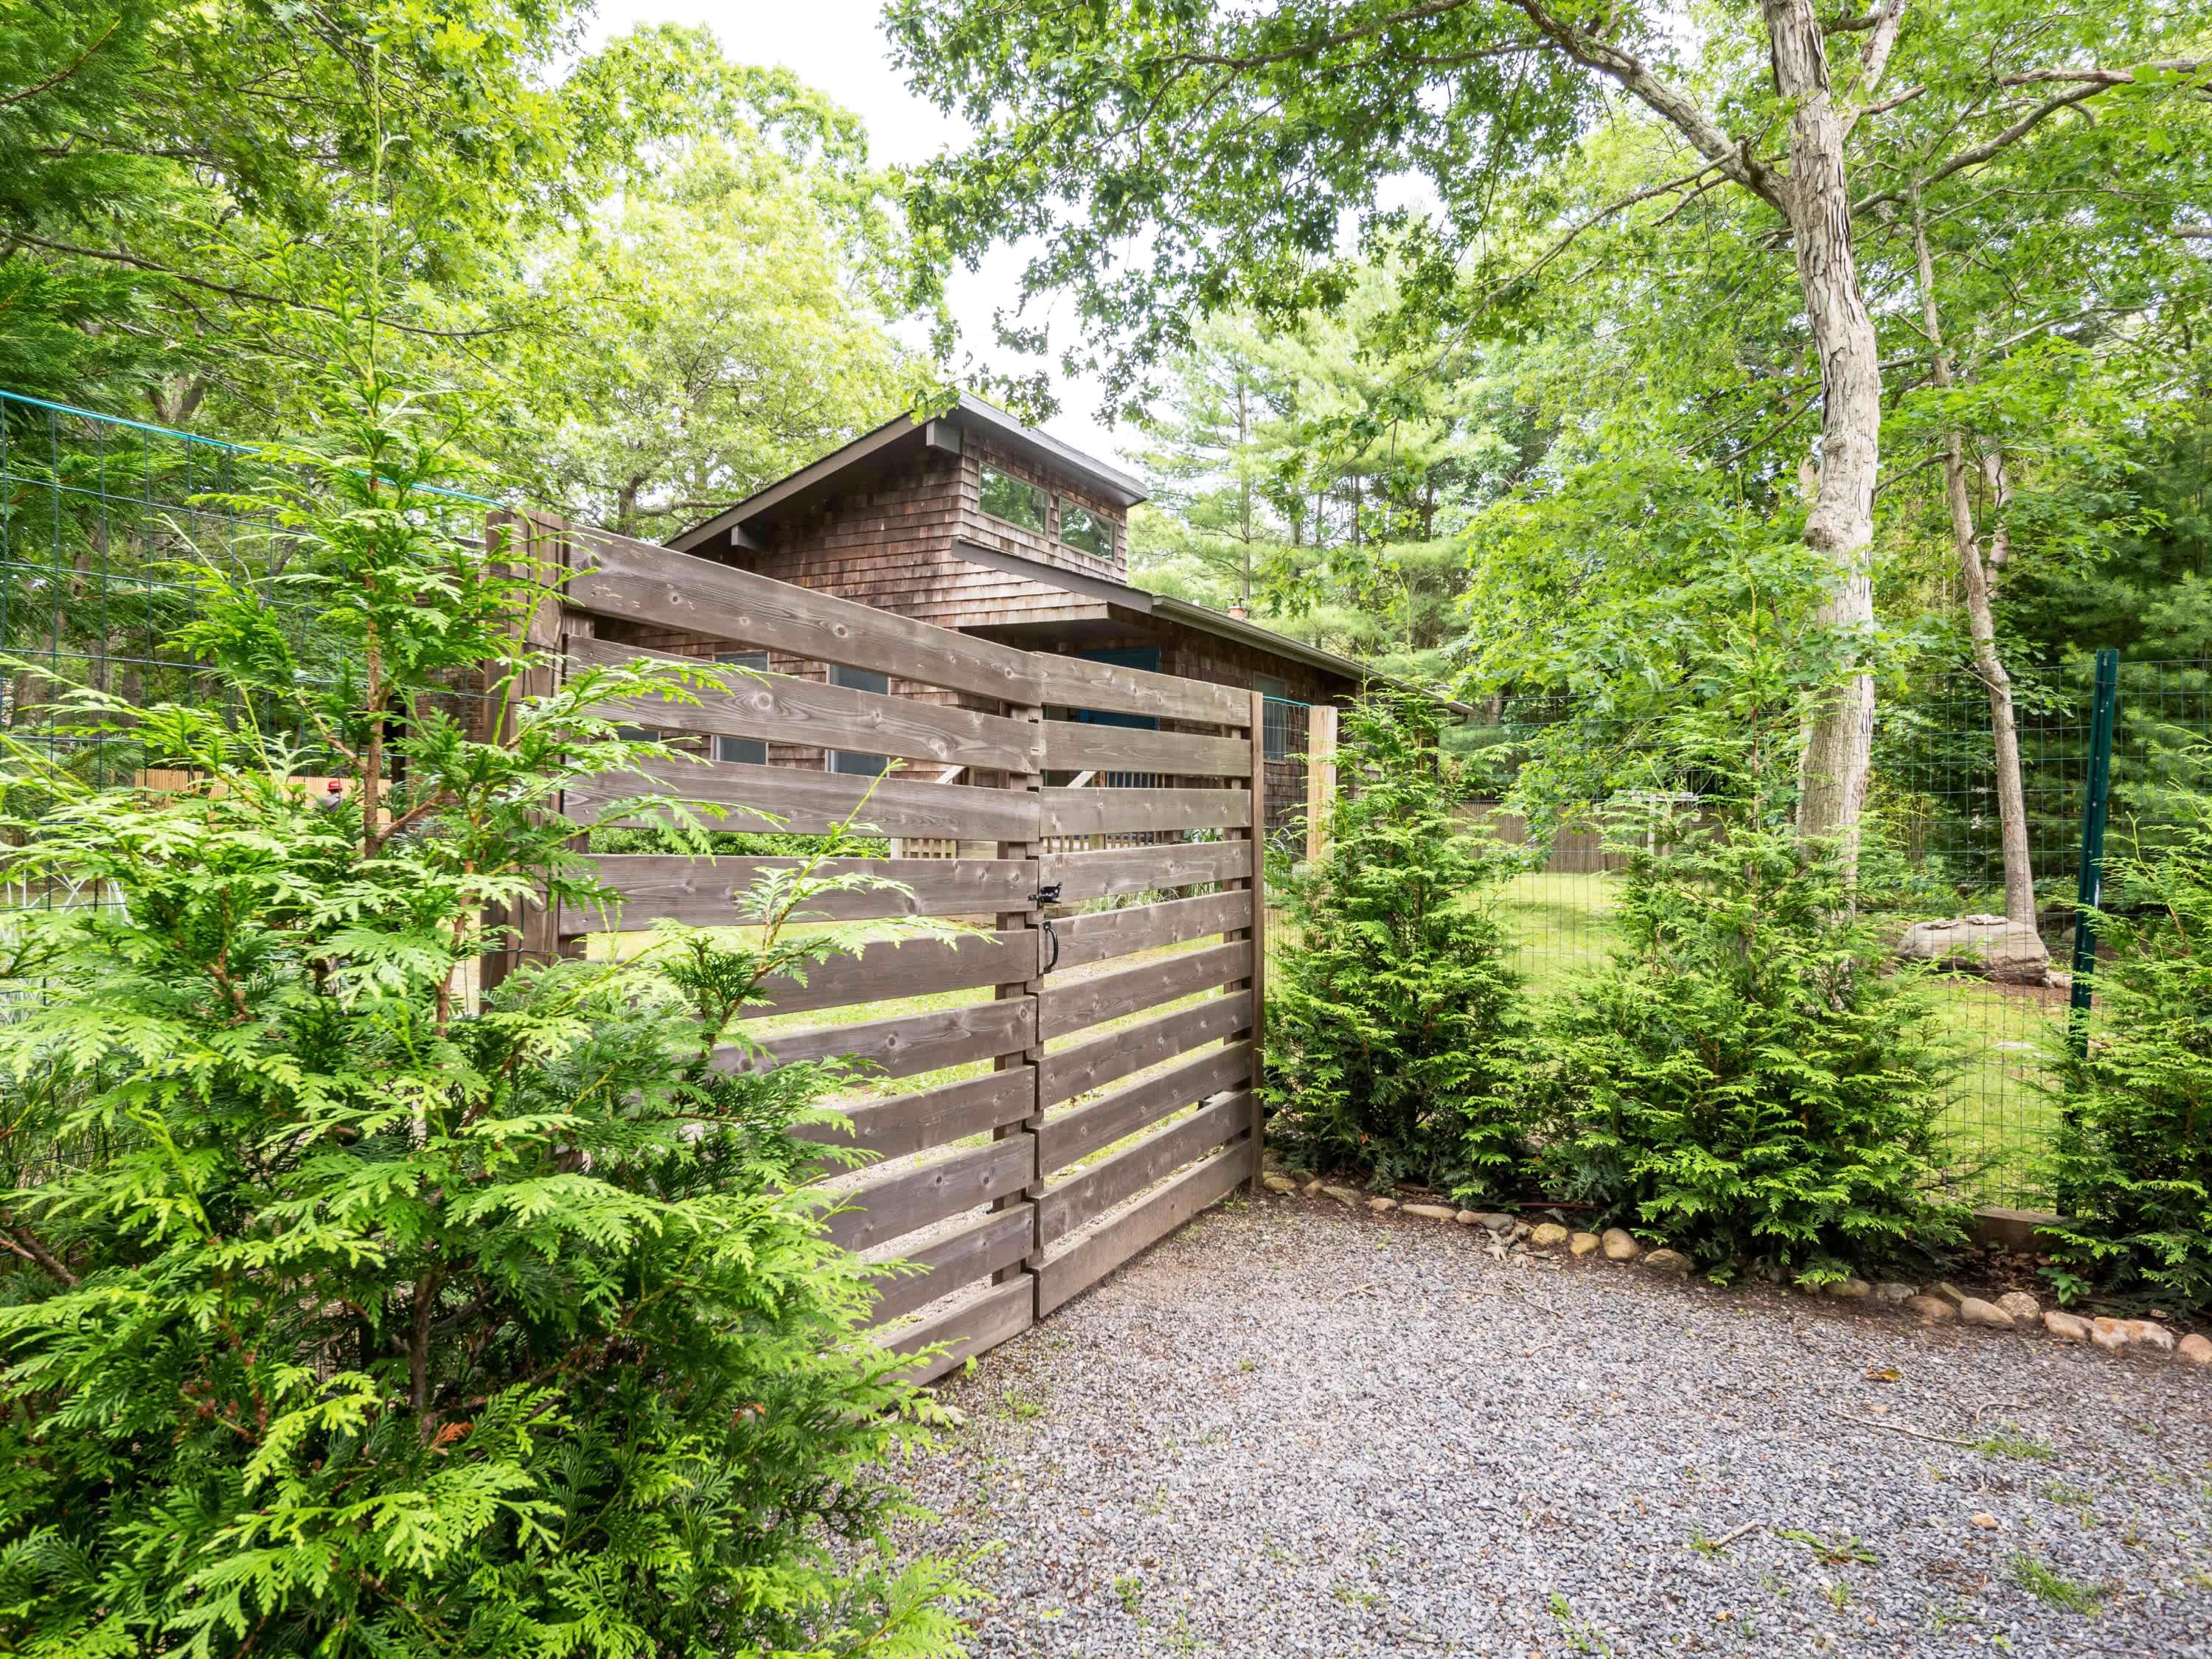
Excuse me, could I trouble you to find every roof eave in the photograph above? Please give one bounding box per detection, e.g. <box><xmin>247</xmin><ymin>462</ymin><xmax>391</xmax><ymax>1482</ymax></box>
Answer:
<box><xmin>1150</xmin><ymin>597</ymin><xmax>1472</xmax><ymax>715</ymax></box>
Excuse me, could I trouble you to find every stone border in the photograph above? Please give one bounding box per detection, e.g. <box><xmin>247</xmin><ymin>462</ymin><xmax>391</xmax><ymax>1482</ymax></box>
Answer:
<box><xmin>1257</xmin><ymin>1173</ymin><xmax>2211</xmax><ymax>1370</ymax></box>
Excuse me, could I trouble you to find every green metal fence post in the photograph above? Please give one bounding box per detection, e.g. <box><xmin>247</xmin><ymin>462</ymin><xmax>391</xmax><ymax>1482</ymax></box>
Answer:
<box><xmin>2067</xmin><ymin>648</ymin><xmax>2120</xmax><ymax>1052</ymax></box>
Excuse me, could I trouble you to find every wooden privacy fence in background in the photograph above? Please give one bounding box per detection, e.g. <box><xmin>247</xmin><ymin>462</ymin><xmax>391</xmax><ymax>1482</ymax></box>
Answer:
<box><xmin>491</xmin><ymin>511</ymin><xmax>1265</xmax><ymax>1382</ymax></box>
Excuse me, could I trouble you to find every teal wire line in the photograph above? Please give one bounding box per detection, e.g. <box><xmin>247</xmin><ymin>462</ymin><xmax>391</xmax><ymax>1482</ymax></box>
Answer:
<box><xmin>0</xmin><ymin>386</ymin><xmax>506</xmax><ymax>508</ymax></box>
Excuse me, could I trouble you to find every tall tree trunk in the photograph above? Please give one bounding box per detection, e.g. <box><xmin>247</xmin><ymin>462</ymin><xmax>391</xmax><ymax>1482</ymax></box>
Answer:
<box><xmin>1910</xmin><ymin>204</ymin><xmax>2040</xmax><ymax>934</ymax></box>
<box><xmin>1763</xmin><ymin>0</ymin><xmax>1882</xmax><ymax>855</ymax></box>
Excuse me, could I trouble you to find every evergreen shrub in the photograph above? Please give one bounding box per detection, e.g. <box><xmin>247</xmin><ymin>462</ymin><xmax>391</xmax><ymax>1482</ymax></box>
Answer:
<box><xmin>1538</xmin><ymin>800</ymin><xmax>1969</xmax><ymax>1283</ymax></box>
<box><xmin>2039</xmin><ymin>804</ymin><xmax>2212</xmax><ymax>1314</ymax></box>
<box><xmin>1262</xmin><ymin>694</ymin><xmax>1526</xmax><ymax>1197</ymax></box>
<box><xmin>0</xmin><ymin>379</ymin><xmax>967</xmax><ymax>1658</ymax></box>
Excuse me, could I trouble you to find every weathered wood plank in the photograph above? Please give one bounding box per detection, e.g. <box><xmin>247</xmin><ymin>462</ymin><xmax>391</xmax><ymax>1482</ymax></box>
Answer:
<box><xmin>820</xmin><ymin>1136</ymin><xmax>1032</xmax><ymax>1253</ymax></box>
<box><xmin>1040</xmin><ymin>787</ymin><xmax>1251</xmax><ymax>838</ymax></box>
<box><xmin>1049</xmin><ymin>891</ymin><xmax>1252</xmax><ymax>973</ymax></box>
<box><xmin>1040</xmin><ymin>720</ymin><xmax>1252</xmax><ymax>779</ymax></box>
<box><xmin>565</xmin><ymin>525</ymin><xmax>1041</xmax><ymax>703</ymax></box>
<box><xmin>1037</xmin><ymin>940</ymin><xmax>1252</xmax><ymax>1040</ymax></box>
<box><xmin>1037</xmin><ymin>1093</ymin><xmax>1249</xmax><ymax>1245</ymax></box>
<box><xmin>1037</xmin><ymin>1043</ymin><xmax>1252</xmax><ymax>1175</ymax></box>
<box><xmin>739</xmin><ymin>930</ymin><xmax>1034</xmax><ymax>1021</ymax></box>
<box><xmin>577</xmin><ymin>855</ymin><xmax>1034</xmax><ymax>930</ymax></box>
<box><xmin>1040</xmin><ymin>991</ymin><xmax>1249</xmax><ymax>1106</ymax></box>
<box><xmin>1043</xmin><ymin>841</ymin><xmax>1252</xmax><ymax>902</ymax></box>
<box><xmin>571</xmin><ymin>636</ymin><xmax>1043</xmax><ymax>773</ymax></box>
<box><xmin>1034</xmin><ymin>1140</ymin><xmax>1253</xmax><ymax>1317</ymax></box>
<box><xmin>794</xmin><ymin>1069</ymin><xmax>1035</xmax><ymax>1166</ymax></box>
<box><xmin>883</xmin><ymin>1276</ymin><xmax>1034</xmax><ymax>1385</ymax></box>
<box><xmin>861</xmin><ymin>1204</ymin><xmax>1034</xmax><ymax>1329</ymax></box>
<box><xmin>1030</xmin><ymin>650</ymin><xmax>1251</xmax><ymax>726</ymax></box>
<box><xmin>565</xmin><ymin>756</ymin><xmax>1040</xmax><ymax>842</ymax></box>
<box><xmin>718</xmin><ymin>995</ymin><xmax>1034</xmax><ymax>1082</ymax></box>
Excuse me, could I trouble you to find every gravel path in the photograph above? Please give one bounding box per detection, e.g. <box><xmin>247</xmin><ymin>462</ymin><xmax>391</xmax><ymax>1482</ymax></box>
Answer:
<box><xmin>904</xmin><ymin>1194</ymin><xmax>2212</xmax><ymax>1658</ymax></box>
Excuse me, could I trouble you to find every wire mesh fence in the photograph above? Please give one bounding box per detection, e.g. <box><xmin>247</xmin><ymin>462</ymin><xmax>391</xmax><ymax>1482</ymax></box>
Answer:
<box><xmin>1450</xmin><ymin>664</ymin><xmax>2212</xmax><ymax>1207</ymax></box>
<box><xmin>0</xmin><ymin>389</ymin><xmax>498</xmax><ymax>919</ymax></box>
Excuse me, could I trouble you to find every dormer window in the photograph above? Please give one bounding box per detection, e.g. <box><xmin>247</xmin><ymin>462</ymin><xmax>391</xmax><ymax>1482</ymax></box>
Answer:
<box><xmin>978</xmin><ymin>464</ymin><xmax>1046</xmax><ymax>532</ymax></box>
<box><xmin>1059</xmin><ymin>502</ymin><xmax>1113</xmax><ymax>560</ymax></box>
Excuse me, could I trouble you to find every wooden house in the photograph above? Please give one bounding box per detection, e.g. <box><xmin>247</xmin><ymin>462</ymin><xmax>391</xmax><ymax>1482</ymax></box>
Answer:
<box><xmin>597</xmin><ymin>396</ymin><xmax>1436</xmax><ymax>835</ymax></box>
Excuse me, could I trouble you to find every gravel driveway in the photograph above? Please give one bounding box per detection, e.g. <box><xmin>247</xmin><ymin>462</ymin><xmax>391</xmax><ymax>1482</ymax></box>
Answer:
<box><xmin>905</xmin><ymin>1194</ymin><xmax>2212</xmax><ymax>1658</ymax></box>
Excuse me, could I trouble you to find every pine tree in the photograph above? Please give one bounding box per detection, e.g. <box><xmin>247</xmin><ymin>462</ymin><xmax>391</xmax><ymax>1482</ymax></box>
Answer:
<box><xmin>1540</xmin><ymin>798</ymin><xmax>1969</xmax><ymax>1284</ymax></box>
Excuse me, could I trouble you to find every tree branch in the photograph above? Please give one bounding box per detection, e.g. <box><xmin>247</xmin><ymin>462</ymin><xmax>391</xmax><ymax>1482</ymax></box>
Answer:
<box><xmin>0</xmin><ymin>21</ymin><xmax>121</xmax><ymax>108</ymax></box>
<box><xmin>1856</xmin><ymin>61</ymin><xmax>2208</xmax><ymax>215</ymax></box>
<box><xmin>1147</xmin><ymin>0</ymin><xmax>1506</xmax><ymax>73</ymax></box>
<box><xmin>1503</xmin><ymin>0</ymin><xmax>1783</xmax><ymax>210</ymax></box>
<box><xmin>1487</xmin><ymin>156</ymin><xmax>1731</xmax><ymax>296</ymax></box>
<box><xmin>2</xmin><ymin>1214</ymin><xmax>78</xmax><ymax>1287</ymax></box>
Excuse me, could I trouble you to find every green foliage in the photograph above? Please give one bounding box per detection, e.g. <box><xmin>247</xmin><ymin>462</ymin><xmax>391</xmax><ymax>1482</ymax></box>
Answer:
<box><xmin>1263</xmin><ymin>695</ymin><xmax>1525</xmax><ymax>1194</ymax></box>
<box><xmin>0</xmin><ymin>379</ymin><xmax>968</xmax><ymax>1657</ymax></box>
<box><xmin>1128</xmin><ymin>275</ymin><xmax>1544</xmax><ymax>686</ymax></box>
<box><xmin>2038</xmin><ymin>804</ymin><xmax>2212</xmax><ymax>1314</ymax></box>
<box><xmin>1537</xmin><ymin>797</ymin><xmax>1968</xmax><ymax>1282</ymax></box>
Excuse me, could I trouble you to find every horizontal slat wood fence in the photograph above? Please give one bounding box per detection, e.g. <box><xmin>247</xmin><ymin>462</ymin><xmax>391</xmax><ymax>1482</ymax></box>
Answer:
<box><xmin>495</xmin><ymin>509</ymin><xmax>1265</xmax><ymax>1383</ymax></box>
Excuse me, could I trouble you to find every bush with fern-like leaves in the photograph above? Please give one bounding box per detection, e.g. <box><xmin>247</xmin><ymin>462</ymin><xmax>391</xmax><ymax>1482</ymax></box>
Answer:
<box><xmin>1537</xmin><ymin>793</ymin><xmax>1969</xmax><ymax>1284</ymax></box>
<box><xmin>0</xmin><ymin>376</ymin><xmax>969</xmax><ymax>1659</ymax></box>
<box><xmin>1263</xmin><ymin>694</ymin><xmax>1526</xmax><ymax>1197</ymax></box>
<box><xmin>2039</xmin><ymin>804</ymin><xmax>2212</xmax><ymax>1315</ymax></box>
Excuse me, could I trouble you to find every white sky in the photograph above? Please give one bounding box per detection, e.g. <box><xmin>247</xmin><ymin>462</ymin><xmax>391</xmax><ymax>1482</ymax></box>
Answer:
<box><xmin>584</xmin><ymin>0</ymin><xmax>1129</xmax><ymax>464</ymax></box>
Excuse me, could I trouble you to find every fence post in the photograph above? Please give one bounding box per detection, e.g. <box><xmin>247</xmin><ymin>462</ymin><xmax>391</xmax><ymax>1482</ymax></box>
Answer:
<box><xmin>1304</xmin><ymin>703</ymin><xmax>1337</xmax><ymax>866</ymax></box>
<box><xmin>1244</xmin><ymin>689</ymin><xmax>1268</xmax><ymax>1193</ymax></box>
<box><xmin>479</xmin><ymin>509</ymin><xmax>574</xmax><ymax>996</ymax></box>
<box><xmin>2067</xmin><ymin>648</ymin><xmax>2120</xmax><ymax>1052</ymax></box>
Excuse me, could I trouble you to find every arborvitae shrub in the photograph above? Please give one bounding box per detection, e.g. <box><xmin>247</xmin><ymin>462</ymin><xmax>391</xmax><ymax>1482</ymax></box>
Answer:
<box><xmin>0</xmin><ymin>380</ymin><xmax>967</xmax><ymax>1658</ymax></box>
<box><xmin>1263</xmin><ymin>695</ymin><xmax>1526</xmax><ymax>1196</ymax></box>
<box><xmin>1539</xmin><ymin>804</ymin><xmax>1968</xmax><ymax>1282</ymax></box>
<box><xmin>2039</xmin><ymin>809</ymin><xmax>2212</xmax><ymax>1314</ymax></box>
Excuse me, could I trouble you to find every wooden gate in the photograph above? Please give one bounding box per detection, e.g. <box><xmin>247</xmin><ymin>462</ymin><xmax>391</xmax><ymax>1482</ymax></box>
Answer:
<box><xmin>498</xmin><ymin>514</ymin><xmax>1265</xmax><ymax>1382</ymax></box>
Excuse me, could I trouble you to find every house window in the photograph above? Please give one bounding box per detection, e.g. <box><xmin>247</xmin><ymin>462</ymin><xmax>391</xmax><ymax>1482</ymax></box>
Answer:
<box><xmin>827</xmin><ymin>663</ymin><xmax>891</xmax><ymax>776</ymax></box>
<box><xmin>714</xmin><ymin>651</ymin><xmax>768</xmax><ymax>765</ymax></box>
<box><xmin>978</xmin><ymin>463</ymin><xmax>1046</xmax><ymax>532</ymax></box>
<box><xmin>1256</xmin><ymin>675</ymin><xmax>1295</xmax><ymax>761</ymax></box>
<box><xmin>1059</xmin><ymin>501</ymin><xmax>1113</xmax><ymax>560</ymax></box>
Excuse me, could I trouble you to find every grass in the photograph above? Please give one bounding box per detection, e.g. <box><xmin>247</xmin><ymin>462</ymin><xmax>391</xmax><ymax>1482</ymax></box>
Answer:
<box><xmin>2009</xmin><ymin>1554</ymin><xmax>2104</xmax><ymax>1614</ymax></box>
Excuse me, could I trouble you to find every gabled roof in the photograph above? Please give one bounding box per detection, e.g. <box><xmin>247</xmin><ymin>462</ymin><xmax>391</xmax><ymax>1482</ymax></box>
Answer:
<box><xmin>668</xmin><ymin>394</ymin><xmax>1149</xmax><ymax>555</ymax></box>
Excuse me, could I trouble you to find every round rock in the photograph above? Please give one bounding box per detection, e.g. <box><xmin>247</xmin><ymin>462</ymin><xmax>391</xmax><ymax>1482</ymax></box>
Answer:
<box><xmin>2179</xmin><ymin>1333</ymin><xmax>2212</xmax><ymax>1367</ymax></box>
<box><xmin>1905</xmin><ymin>1293</ymin><xmax>1958</xmax><ymax>1324</ymax></box>
<box><xmin>1600</xmin><ymin>1228</ymin><xmax>1641</xmax><ymax>1262</ymax></box>
<box><xmin>1568</xmin><ymin>1231</ymin><xmax>1601</xmax><ymax>1258</ymax></box>
<box><xmin>1957</xmin><ymin>1297</ymin><xmax>2015</xmax><ymax>1330</ymax></box>
<box><xmin>1643</xmin><ymin>1248</ymin><xmax>1692</xmax><ymax>1276</ymax></box>
<box><xmin>1995</xmin><ymin>1290</ymin><xmax>2041</xmax><ymax>1322</ymax></box>
<box><xmin>1528</xmin><ymin>1222</ymin><xmax>1571</xmax><ymax>1248</ymax></box>
<box><xmin>1261</xmin><ymin>1172</ymin><xmax>1299</xmax><ymax>1194</ymax></box>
